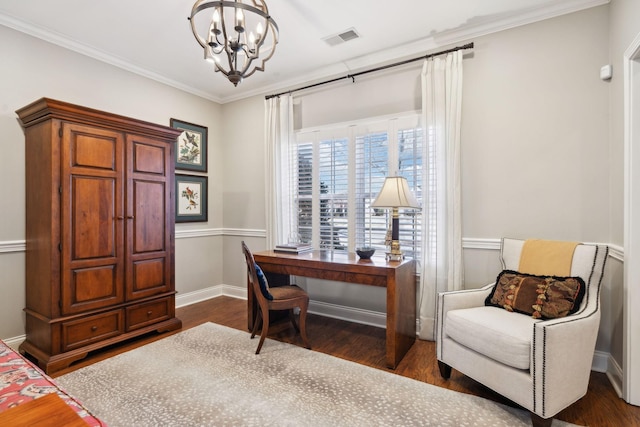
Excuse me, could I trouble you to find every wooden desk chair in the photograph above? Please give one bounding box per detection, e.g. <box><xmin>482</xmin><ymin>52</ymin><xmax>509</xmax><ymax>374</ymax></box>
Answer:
<box><xmin>241</xmin><ymin>241</ymin><xmax>310</xmax><ymax>354</ymax></box>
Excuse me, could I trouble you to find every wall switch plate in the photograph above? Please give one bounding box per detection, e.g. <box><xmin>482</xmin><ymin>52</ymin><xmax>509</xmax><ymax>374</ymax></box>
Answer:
<box><xmin>600</xmin><ymin>64</ymin><xmax>612</xmax><ymax>80</ymax></box>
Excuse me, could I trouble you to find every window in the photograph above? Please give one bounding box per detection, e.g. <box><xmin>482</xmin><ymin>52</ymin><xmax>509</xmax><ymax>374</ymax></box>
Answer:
<box><xmin>289</xmin><ymin>114</ymin><xmax>423</xmax><ymax>257</ymax></box>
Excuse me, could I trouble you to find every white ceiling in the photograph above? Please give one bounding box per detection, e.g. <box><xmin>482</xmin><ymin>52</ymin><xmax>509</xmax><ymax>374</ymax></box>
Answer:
<box><xmin>0</xmin><ymin>0</ymin><xmax>608</xmax><ymax>104</ymax></box>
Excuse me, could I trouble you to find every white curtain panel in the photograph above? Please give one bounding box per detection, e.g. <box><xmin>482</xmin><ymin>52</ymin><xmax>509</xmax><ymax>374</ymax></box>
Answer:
<box><xmin>418</xmin><ymin>51</ymin><xmax>464</xmax><ymax>340</ymax></box>
<box><xmin>264</xmin><ymin>94</ymin><xmax>294</xmax><ymax>249</ymax></box>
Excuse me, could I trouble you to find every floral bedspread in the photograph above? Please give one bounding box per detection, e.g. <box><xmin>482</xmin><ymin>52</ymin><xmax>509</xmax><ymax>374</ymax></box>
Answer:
<box><xmin>0</xmin><ymin>339</ymin><xmax>104</xmax><ymax>426</ymax></box>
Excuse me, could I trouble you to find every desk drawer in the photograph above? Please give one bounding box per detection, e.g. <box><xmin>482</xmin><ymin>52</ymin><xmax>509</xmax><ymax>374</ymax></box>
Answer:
<box><xmin>261</xmin><ymin>264</ymin><xmax>346</xmax><ymax>282</ymax></box>
<box><xmin>261</xmin><ymin>263</ymin><xmax>386</xmax><ymax>287</ymax></box>
<box><xmin>344</xmin><ymin>272</ymin><xmax>387</xmax><ymax>287</ymax></box>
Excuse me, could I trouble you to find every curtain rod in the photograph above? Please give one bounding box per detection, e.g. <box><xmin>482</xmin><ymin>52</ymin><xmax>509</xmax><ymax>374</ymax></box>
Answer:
<box><xmin>265</xmin><ymin>42</ymin><xmax>473</xmax><ymax>100</ymax></box>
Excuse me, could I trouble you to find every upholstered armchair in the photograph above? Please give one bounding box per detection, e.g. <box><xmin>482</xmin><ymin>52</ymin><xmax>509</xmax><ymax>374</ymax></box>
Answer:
<box><xmin>436</xmin><ymin>238</ymin><xmax>608</xmax><ymax>427</ymax></box>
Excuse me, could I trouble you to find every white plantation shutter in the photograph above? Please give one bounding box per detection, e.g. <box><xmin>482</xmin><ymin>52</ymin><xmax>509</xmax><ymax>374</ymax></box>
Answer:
<box><xmin>293</xmin><ymin>139</ymin><xmax>313</xmax><ymax>244</ymax></box>
<box><xmin>290</xmin><ymin>114</ymin><xmax>422</xmax><ymax>254</ymax></box>
<box><xmin>354</xmin><ymin>129</ymin><xmax>388</xmax><ymax>251</ymax></box>
<box><xmin>396</xmin><ymin>123</ymin><xmax>423</xmax><ymax>259</ymax></box>
<box><xmin>317</xmin><ymin>136</ymin><xmax>349</xmax><ymax>250</ymax></box>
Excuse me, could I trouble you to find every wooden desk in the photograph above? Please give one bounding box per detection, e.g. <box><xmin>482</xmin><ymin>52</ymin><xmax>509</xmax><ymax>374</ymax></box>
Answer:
<box><xmin>249</xmin><ymin>250</ymin><xmax>417</xmax><ymax>369</ymax></box>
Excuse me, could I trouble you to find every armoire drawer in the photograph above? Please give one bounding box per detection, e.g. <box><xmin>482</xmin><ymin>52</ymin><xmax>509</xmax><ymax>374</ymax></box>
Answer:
<box><xmin>126</xmin><ymin>297</ymin><xmax>172</xmax><ymax>331</ymax></box>
<box><xmin>62</xmin><ymin>310</ymin><xmax>124</xmax><ymax>352</ymax></box>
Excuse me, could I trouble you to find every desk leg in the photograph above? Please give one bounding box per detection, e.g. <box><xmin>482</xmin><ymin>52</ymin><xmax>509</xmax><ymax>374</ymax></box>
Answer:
<box><xmin>385</xmin><ymin>260</ymin><xmax>417</xmax><ymax>369</ymax></box>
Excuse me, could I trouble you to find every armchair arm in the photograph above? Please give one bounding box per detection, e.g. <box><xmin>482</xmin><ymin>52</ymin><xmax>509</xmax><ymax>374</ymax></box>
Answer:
<box><xmin>438</xmin><ymin>283</ymin><xmax>494</xmax><ymax>313</ymax></box>
<box><xmin>531</xmin><ymin>310</ymin><xmax>601</xmax><ymax>418</ymax></box>
<box><xmin>436</xmin><ymin>284</ymin><xmax>494</xmax><ymax>358</ymax></box>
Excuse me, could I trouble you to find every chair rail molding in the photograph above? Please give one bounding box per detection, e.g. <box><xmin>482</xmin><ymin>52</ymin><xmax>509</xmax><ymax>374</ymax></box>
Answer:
<box><xmin>461</xmin><ymin>238</ymin><xmax>623</xmax><ymax>261</ymax></box>
<box><xmin>0</xmin><ymin>235</ymin><xmax>623</xmax><ymax>258</ymax></box>
<box><xmin>0</xmin><ymin>240</ymin><xmax>25</xmax><ymax>253</ymax></box>
<box><xmin>222</xmin><ymin>228</ymin><xmax>266</xmax><ymax>238</ymax></box>
<box><xmin>175</xmin><ymin>228</ymin><xmax>222</xmax><ymax>239</ymax></box>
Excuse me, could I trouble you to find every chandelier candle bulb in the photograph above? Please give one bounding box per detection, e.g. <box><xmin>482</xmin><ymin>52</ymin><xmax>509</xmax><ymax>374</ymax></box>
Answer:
<box><xmin>212</xmin><ymin>9</ymin><xmax>220</xmax><ymax>32</ymax></box>
<box><xmin>235</xmin><ymin>8</ymin><xmax>244</xmax><ymax>32</ymax></box>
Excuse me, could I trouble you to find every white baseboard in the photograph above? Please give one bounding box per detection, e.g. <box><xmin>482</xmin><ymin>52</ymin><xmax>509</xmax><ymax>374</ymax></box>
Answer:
<box><xmin>592</xmin><ymin>350</ymin><xmax>609</xmax><ymax>373</ymax></box>
<box><xmin>2</xmin><ymin>335</ymin><xmax>24</xmax><ymax>350</ymax></box>
<box><xmin>1</xmin><ymin>285</ymin><xmax>616</xmax><ymax>378</ymax></box>
<box><xmin>200</xmin><ymin>285</ymin><xmax>612</xmax><ymax>374</ymax></box>
<box><xmin>180</xmin><ymin>284</ymin><xmax>388</xmax><ymax>328</ymax></box>
<box><xmin>175</xmin><ymin>285</ymin><xmax>225</xmax><ymax>307</ymax></box>
<box><xmin>308</xmin><ymin>300</ymin><xmax>386</xmax><ymax>329</ymax></box>
<box><xmin>2</xmin><ymin>288</ymin><xmax>235</xmax><ymax>349</ymax></box>
<box><xmin>605</xmin><ymin>353</ymin><xmax>624</xmax><ymax>398</ymax></box>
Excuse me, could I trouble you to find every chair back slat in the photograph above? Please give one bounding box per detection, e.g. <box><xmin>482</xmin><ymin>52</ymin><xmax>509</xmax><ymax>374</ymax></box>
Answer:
<box><xmin>242</xmin><ymin>241</ymin><xmax>268</xmax><ymax>306</ymax></box>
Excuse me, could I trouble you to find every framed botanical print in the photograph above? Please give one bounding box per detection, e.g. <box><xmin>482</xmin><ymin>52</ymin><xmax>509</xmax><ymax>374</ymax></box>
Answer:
<box><xmin>175</xmin><ymin>174</ymin><xmax>208</xmax><ymax>223</ymax></box>
<box><xmin>171</xmin><ymin>118</ymin><xmax>208</xmax><ymax>172</ymax></box>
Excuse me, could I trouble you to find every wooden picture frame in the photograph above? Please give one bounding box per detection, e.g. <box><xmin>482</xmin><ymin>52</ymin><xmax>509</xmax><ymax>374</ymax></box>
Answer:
<box><xmin>175</xmin><ymin>174</ymin><xmax>208</xmax><ymax>223</ymax></box>
<box><xmin>171</xmin><ymin>118</ymin><xmax>208</xmax><ymax>172</ymax></box>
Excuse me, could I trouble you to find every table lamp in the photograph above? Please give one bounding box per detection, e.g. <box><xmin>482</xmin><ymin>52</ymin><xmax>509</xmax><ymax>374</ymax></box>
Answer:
<box><xmin>370</xmin><ymin>176</ymin><xmax>421</xmax><ymax>261</ymax></box>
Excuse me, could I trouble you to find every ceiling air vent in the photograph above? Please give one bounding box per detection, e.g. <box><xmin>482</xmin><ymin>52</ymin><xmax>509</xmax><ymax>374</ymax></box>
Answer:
<box><xmin>323</xmin><ymin>28</ymin><xmax>360</xmax><ymax>47</ymax></box>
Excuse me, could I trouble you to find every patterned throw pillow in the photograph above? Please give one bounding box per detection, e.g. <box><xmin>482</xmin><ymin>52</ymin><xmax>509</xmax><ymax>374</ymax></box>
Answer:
<box><xmin>485</xmin><ymin>270</ymin><xmax>585</xmax><ymax>319</ymax></box>
<box><xmin>254</xmin><ymin>264</ymin><xmax>274</xmax><ymax>301</ymax></box>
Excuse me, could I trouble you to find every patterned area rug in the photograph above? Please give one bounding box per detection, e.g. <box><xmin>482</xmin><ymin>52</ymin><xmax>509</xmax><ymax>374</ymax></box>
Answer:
<box><xmin>56</xmin><ymin>323</ymin><xmax>576</xmax><ymax>426</ymax></box>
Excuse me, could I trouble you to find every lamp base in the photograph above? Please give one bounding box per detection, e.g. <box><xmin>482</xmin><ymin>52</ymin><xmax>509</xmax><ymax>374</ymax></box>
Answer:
<box><xmin>385</xmin><ymin>239</ymin><xmax>404</xmax><ymax>262</ymax></box>
<box><xmin>385</xmin><ymin>252</ymin><xmax>404</xmax><ymax>262</ymax></box>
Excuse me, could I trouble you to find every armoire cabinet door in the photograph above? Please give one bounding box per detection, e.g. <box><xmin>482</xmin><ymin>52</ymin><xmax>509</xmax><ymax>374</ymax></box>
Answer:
<box><xmin>60</xmin><ymin>122</ymin><xmax>125</xmax><ymax>315</ymax></box>
<box><xmin>126</xmin><ymin>134</ymin><xmax>174</xmax><ymax>300</ymax></box>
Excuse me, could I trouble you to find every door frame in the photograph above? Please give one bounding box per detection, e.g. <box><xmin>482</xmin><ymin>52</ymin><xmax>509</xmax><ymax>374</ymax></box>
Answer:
<box><xmin>623</xmin><ymin>30</ymin><xmax>640</xmax><ymax>406</ymax></box>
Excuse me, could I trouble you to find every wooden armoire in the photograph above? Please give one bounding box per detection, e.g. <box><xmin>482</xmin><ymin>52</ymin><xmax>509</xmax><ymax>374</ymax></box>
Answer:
<box><xmin>16</xmin><ymin>98</ymin><xmax>182</xmax><ymax>373</ymax></box>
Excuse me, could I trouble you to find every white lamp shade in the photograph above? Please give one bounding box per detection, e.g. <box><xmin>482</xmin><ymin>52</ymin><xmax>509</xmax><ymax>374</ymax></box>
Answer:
<box><xmin>370</xmin><ymin>176</ymin><xmax>421</xmax><ymax>209</ymax></box>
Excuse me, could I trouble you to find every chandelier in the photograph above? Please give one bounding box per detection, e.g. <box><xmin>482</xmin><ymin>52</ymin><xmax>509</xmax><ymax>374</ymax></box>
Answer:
<box><xmin>189</xmin><ymin>0</ymin><xmax>279</xmax><ymax>86</ymax></box>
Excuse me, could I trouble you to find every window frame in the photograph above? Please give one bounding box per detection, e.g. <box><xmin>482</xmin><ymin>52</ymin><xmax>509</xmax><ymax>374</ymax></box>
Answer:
<box><xmin>287</xmin><ymin>112</ymin><xmax>423</xmax><ymax>257</ymax></box>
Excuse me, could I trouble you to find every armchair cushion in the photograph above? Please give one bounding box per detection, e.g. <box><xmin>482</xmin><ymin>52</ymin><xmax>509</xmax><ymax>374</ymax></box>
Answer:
<box><xmin>446</xmin><ymin>306</ymin><xmax>538</xmax><ymax>369</ymax></box>
<box><xmin>485</xmin><ymin>270</ymin><xmax>586</xmax><ymax>319</ymax></box>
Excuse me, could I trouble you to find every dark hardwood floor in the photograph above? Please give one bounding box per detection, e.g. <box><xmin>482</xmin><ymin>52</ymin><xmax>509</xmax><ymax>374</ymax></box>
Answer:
<box><xmin>52</xmin><ymin>296</ymin><xmax>640</xmax><ymax>427</ymax></box>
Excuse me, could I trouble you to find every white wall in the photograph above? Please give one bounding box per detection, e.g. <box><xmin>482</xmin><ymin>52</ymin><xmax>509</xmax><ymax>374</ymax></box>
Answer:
<box><xmin>459</xmin><ymin>7</ymin><xmax>621</xmax><ymax>369</ymax></box>
<box><xmin>0</xmin><ymin>25</ymin><xmax>223</xmax><ymax>338</ymax></box>
<box><xmin>609</xmin><ymin>0</ymin><xmax>640</xmax><ymax>401</ymax></box>
<box><xmin>608</xmin><ymin>0</ymin><xmax>640</xmax><ymax>367</ymax></box>
<box><xmin>0</xmin><ymin>3</ymin><xmax>627</xmax><ymax>377</ymax></box>
<box><xmin>463</xmin><ymin>7</ymin><xmax>610</xmax><ymax>244</ymax></box>
<box><xmin>221</xmin><ymin>5</ymin><xmax>622</xmax><ymax>355</ymax></box>
<box><xmin>219</xmin><ymin>95</ymin><xmax>268</xmax><ymax>290</ymax></box>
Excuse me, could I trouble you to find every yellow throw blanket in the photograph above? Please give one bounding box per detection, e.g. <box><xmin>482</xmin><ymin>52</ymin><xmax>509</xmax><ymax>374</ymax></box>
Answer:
<box><xmin>518</xmin><ymin>239</ymin><xmax>580</xmax><ymax>276</ymax></box>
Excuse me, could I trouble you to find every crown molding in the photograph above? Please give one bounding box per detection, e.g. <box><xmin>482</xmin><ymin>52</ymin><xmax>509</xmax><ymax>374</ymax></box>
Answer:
<box><xmin>432</xmin><ymin>0</ymin><xmax>610</xmax><ymax>46</ymax></box>
<box><xmin>219</xmin><ymin>0</ymin><xmax>610</xmax><ymax>103</ymax></box>
<box><xmin>0</xmin><ymin>13</ymin><xmax>223</xmax><ymax>104</ymax></box>
<box><xmin>1</xmin><ymin>1</ymin><xmax>610</xmax><ymax>105</ymax></box>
